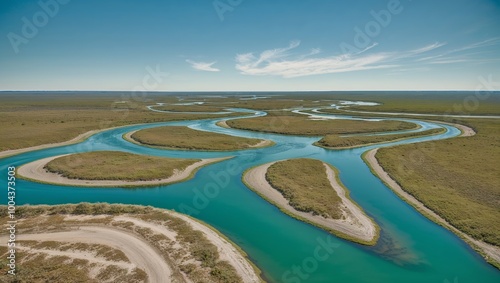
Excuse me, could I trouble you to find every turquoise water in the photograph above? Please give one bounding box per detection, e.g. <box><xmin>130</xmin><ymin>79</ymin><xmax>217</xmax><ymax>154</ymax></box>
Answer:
<box><xmin>2</xmin><ymin>111</ymin><xmax>499</xmax><ymax>283</ymax></box>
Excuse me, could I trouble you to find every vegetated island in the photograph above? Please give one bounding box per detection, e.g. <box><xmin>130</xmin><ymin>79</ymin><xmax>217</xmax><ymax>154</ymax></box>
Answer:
<box><xmin>224</xmin><ymin>114</ymin><xmax>417</xmax><ymax>136</ymax></box>
<box><xmin>243</xmin><ymin>158</ymin><xmax>379</xmax><ymax>245</ymax></box>
<box><xmin>0</xmin><ymin>203</ymin><xmax>262</xmax><ymax>283</ymax></box>
<box><xmin>363</xmin><ymin>118</ymin><xmax>500</xmax><ymax>268</ymax></box>
<box><xmin>17</xmin><ymin>151</ymin><xmax>230</xmax><ymax>187</ymax></box>
<box><xmin>125</xmin><ymin>126</ymin><xmax>274</xmax><ymax>151</ymax></box>
<box><xmin>315</xmin><ymin>128</ymin><xmax>446</xmax><ymax>149</ymax></box>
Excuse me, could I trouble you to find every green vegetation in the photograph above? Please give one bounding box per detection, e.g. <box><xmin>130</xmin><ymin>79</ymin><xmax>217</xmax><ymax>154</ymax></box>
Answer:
<box><xmin>316</xmin><ymin>128</ymin><xmax>445</xmax><ymax>149</ymax></box>
<box><xmin>375</xmin><ymin>119</ymin><xmax>500</xmax><ymax>246</ymax></box>
<box><xmin>226</xmin><ymin>115</ymin><xmax>416</xmax><ymax>136</ymax></box>
<box><xmin>45</xmin><ymin>151</ymin><xmax>199</xmax><ymax>181</ymax></box>
<box><xmin>130</xmin><ymin>126</ymin><xmax>270</xmax><ymax>151</ymax></box>
<box><xmin>266</xmin><ymin>158</ymin><xmax>343</xmax><ymax>219</ymax></box>
<box><xmin>0</xmin><ymin>93</ymin><xmax>243</xmax><ymax>152</ymax></box>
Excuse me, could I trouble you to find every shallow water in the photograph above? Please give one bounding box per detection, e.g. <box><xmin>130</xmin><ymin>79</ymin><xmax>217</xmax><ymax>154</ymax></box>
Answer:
<box><xmin>2</xmin><ymin>110</ymin><xmax>499</xmax><ymax>283</ymax></box>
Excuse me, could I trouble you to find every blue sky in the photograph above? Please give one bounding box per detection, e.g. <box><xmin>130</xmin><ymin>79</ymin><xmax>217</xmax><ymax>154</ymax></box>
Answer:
<box><xmin>1</xmin><ymin>0</ymin><xmax>499</xmax><ymax>91</ymax></box>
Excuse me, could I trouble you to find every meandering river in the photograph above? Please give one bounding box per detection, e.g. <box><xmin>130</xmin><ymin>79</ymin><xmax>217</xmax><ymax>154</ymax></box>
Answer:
<box><xmin>2</xmin><ymin>108</ymin><xmax>499</xmax><ymax>283</ymax></box>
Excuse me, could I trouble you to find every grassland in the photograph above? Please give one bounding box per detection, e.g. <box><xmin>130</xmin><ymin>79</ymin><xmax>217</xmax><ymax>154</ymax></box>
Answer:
<box><xmin>316</xmin><ymin>128</ymin><xmax>446</xmax><ymax>149</ymax></box>
<box><xmin>130</xmin><ymin>126</ymin><xmax>271</xmax><ymax>151</ymax></box>
<box><xmin>45</xmin><ymin>151</ymin><xmax>199</xmax><ymax>181</ymax></box>
<box><xmin>347</xmin><ymin>96</ymin><xmax>500</xmax><ymax>115</ymax></box>
<box><xmin>0</xmin><ymin>203</ymin><xmax>260</xmax><ymax>283</ymax></box>
<box><xmin>0</xmin><ymin>93</ymin><xmax>244</xmax><ymax>152</ymax></box>
<box><xmin>375</xmin><ymin>119</ymin><xmax>500</xmax><ymax>247</ymax></box>
<box><xmin>226</xmin><ymin>115</ymin><xmax>416</xmax><ymax>136</ymax></box>
<box><xmin>266</xmin><ymin>158</ymin><xmax>343</xmax><ymax>219</ymax></box>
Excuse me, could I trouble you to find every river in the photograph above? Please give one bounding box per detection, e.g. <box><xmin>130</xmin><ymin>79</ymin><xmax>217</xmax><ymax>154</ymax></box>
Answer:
<box><xmin>2</xmin><ymin>108</ymin><xmax>499</xmax><ymax>283</ymax></box>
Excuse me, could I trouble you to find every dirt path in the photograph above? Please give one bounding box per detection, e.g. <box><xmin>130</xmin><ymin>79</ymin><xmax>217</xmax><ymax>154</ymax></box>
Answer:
<box><xmin>243</xmin><ymin>161</ymin><xmax>378</xmax><ymax>244</ymax></box>
<box><xmin>17</xmin><ymin>155</ymin><xmax>230</xmax><ymax>187</ymax></box>
<box><xmin>3</xmin><ymin>226</ymin><xmax>171</xmax><ymax>283</ymax></box>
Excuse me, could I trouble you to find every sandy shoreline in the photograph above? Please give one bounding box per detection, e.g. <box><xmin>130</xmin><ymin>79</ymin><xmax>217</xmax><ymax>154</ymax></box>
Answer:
<box><xmin>216</xmin><ymin>120</ymin><xmax>230</xmax><ymax>128</ymax></box>
<box><xmin>17</xmin><ymin>155</ymin><xmax>230</xmax><ymax>187</ymax></box>
<box><xmin>0</xmin><ymin>129</ymin><xmax>101</xmax><ymax>159</ymax></box>
<box><xmin>363</xmin><ymin>148</ymin><xmax>500</xmax><ymax>267</ymax></box>
<box><xmin>0</xmin><ymin>208</ymin><xmax>261</xmax><ymax>283</ymax></box>
<box><xmin>243</xmin><ymin>161</ymin><xmax>378</xmax><ymax>245</ymax></box>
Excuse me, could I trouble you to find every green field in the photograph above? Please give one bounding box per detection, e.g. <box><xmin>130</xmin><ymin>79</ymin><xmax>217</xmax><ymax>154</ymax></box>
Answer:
<box><xmin>45</xmin><ymin>151</ymin><xmax>199</xmax><ymax>181</ymax></box>
<box><xmin>316</xmin><ymin>128</ymin><xmax>445</xmax><ymax>149</ymax></box>
<box><xmin>376</xmin><ymin>119</ymin><xmax>500</xmax><ymax>246</ymax></box>
<box><xmin>265</xmin><ymin>158</ymin><xmax>343</xmax><ymax>219</ymax></box>
<box><xmin>226</xmin><ymin>114</ymin><xmax>416</xmax><ymax>136</ymax></box>
<box><xmin>130</xmin><ymin>126</ymin><xmax>269</xmax><ymax>151</ymax></box>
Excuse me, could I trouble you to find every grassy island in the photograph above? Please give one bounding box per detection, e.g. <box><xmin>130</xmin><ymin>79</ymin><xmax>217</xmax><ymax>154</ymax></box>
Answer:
<box><xmin>45</xmin><ymin>151</ymin><xmax>200</xmax><ymax>181</ymax></box>
<box><xmin>226</xmin><ymin>115</ymin><xmax>416</xmax><ymax>136</ymax></box>
<box><xmin>129</xmin><ymin>126</ymin><xmax>272</xmax><ymax>151</ymax></box>
<box><xmin>315</xmin><ymin>128</ymin><xmax>446</xmax><ymax>149</ymax></box>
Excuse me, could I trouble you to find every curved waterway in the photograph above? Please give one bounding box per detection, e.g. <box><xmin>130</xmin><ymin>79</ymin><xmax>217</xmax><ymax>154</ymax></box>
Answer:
<box><xmin>2</xmin><ymin>108</ymin><xmax>499</xmax><ymax>283</ymax></box>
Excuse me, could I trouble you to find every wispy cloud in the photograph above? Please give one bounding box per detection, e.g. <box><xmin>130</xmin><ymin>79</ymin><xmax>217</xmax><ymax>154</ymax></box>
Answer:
<box><xmin>235</xmin><ymin>41</ymin><xmax>439</xmax><ymax>78</ymax></box>
<box><xmin>186</xmin><ymin>60</ymin><xmax>220</xmax><ymax>72</ymax></box>
<box><xmin>415</xmin><ymin>37</ymin><xmax>500</xmax><ymax>64</ymax></box>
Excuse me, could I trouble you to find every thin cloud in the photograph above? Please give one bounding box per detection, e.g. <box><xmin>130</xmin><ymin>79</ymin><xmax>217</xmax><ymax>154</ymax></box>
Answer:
<box><xmin>186</xmin><ymin>60</ymin><xmax>220</xmax><ymax>72</ymax></box>
<box><xmin>415</xmin><ymin>38</ymin><xmax>500</xmax><ymax>64</ymax></box>
<box><xmin>235</xmin><ymin>41</ymin><xmax>441</xmax><ymax>78</ymax></box>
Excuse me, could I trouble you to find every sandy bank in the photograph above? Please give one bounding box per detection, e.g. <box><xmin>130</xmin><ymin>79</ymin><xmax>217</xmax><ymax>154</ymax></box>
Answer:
<box><xmin>243</xmin><ymin>161</ymin><xmax>378</xmax><ymax>245</ymax></box>
<box><xmin>216</xmin><ymin>120</ymin><xmax>230</xmax><ymax>128</ymax></box>
<box><xmin>9</xmin><ymin>226</ymin><xmax>171</xmax><ymax>282</ymax></box>
<box><xmin>0</xmin><ymin>128</ymin><xmax>103</xmax><ymax>159</ymax></box>
<box><xmin>363</xmin><ymin>148</ymin><xmax>500</xmax><ymax>267</ymax></box>
<box><xmin>17</xmin><ymin>155</ymin><xmax>230</xmax><ymax>187</ymax></box>
<box><xmin>0</xmin><ymin>208</ymin><xmax>262</xmax><ymax>283</ymax></box>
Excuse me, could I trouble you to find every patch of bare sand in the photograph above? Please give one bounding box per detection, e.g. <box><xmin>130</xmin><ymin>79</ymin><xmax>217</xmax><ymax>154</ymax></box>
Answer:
<box><xmin>3</xmin><ymin>226</ymin><xmax>170</xmax><ymax>282</ymax></box>
<box><xmin>243</xmin><ymin>161</ymin><xmax>378</xmax><ymax>244</ymax></box>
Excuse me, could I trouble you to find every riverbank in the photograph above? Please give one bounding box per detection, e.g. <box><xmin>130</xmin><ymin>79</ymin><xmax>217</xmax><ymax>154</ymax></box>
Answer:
<box><xmin>314</xmin><ymin>128</ymin><xmax>446</xmax><ymax>150</ymax></box>
<box><xmin>363</xmin><ymin>148</ymin><xmax>500</xmax><ymax>268</ymax></box>
<box><xmin>0</xmin><ymin>203</ymin><xmax>262</xmax><ymax>283</ymax></box>
<box><xmin>243</xmin><ymin>160</ymin><xmax>379</xmax><ymax>245</ymax></box>
<box><xmin>17</xmin><ymin>154</ymin><xmax>231</xmax><ymax>187</ymax></box>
